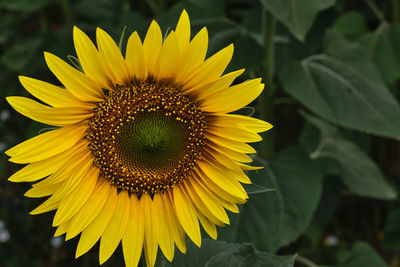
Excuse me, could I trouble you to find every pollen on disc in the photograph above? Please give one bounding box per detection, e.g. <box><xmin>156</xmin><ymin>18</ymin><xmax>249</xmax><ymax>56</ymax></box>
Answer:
<box><xmin>86</xmin><ymin>81</ymin><xmax>206</xmax><ymax>195</ymax></box>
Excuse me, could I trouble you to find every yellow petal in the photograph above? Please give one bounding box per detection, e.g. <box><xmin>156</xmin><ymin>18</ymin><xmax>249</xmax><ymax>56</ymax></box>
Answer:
<box><xmin>153</xmin><ymin>194</ymin><xmax>174</xmax><ymax>262</ymax></box>
<box><xmin>6</xmin><ymin>125</ymin><xmax>86</xmax><ymax>163</ymax></box>
<box><xmin>66</xmin><ymin>179</ymin><xmax>110</xmax><ymax>241</ymax></box>
<box><xmin>196</xmin><ymin>161</ymin><xmax>248</xmax><ymax>199</ymax></box>
<box><xmin>96</xmin><ymin>27</ymin><xmax>130</xmax><ymax>85</ymax></box>
<box><xmin>181</xmin><ymin>44</ymin><xmax>233</xmax><ymax>92</ymax></box>
<box><xmin>8</xmin><ymin>143</ymin><xmax>79</xmax><ymax>182</ymax></box>
<box><xmin>183</xmin><ymin>182</ymin><xmax>225</xmax><ymax>226</ymax></box>
<box><xmin>207</xmin><ymin>140</ymin><xmax>253</xmax><ymax>163</ymax></box>
<box><xmin>204</xmin><ymin>157</ymin><xmax>251</xmax><ymax>184</ymax></box>
<box><xmin>155</xmin><ymin>31</ymin><xmax>179</xmax><ymax>80</ymax></box>
<box><xmin>175</xmin><ymin>27</ymin><xmax>208</xmax><ymax>83</ymax></box>
<box><xmin>143</xmin><ymin>21</ymin><xmax>162</xmax><ymax>76</ymax></box>
<box><xmin>44</xmin><ymin>52</ymin><xmax>104</xmax><ymax>102</ymax></box>
<box><xmin>122</xmin><ymin>195</ymin><xmax>144</xmax><ymax>267</ymax></box>
<box><xmin>204</xmin><ymin>145</ymin><xmax>251</xmax><ymax>174</ymax></box>
<box><xmin>49</xmin><ymin>152</ymin><xmax>93</xmax><ymax>202</ymax></box>
<box><xmin>163</xmin><ymin>193</ymin><xmax>186</xmax><ymax>254</ymax></box>
<box><xmin>99</xmin><ymin>191</ymin><xmax>130</xmax><ymax>264</ymax></box>
<box><xmin>188</xmin><ymin>179</ymin><xmax>230</xmax><ymax>224</ymax></box>
<box><xmin>30</xmin><ymin>197</ymin><xmax>61</xmax><ymax>215</ymax></box>
<box><xmin>207</xmin><ymin>126</ymin><xmax>262</xmax><ymax>143</ymax></box>
<box><xmin>76</xmin><ymin>186</ymin><xmax>117</xmax><ymax>258</ymax></box>
<box><xmin>219</xmin><ymin>199</ymin><xmax>239</xmax><ymax>213</ymax></box>
<box><xmin>125</xmin><ymin>31</ymin><xmax>147</xmax><ymax>82</ymax></box>
<box><xmin>190</xmin><ymin>69</ymin><xmax>244</xmax><ymax>98</ymax></box>
<box><xmin>192</xmin><ymin>175</ymin><xmax>240</xmax><ymax>213</ymax></box>
<box><xmin>198</xmin><ymin>212</ymin><xmax>217</xmax><ymax>240</ymax></box>
<box><xmin>194</xmin><ymin>171</ymin><xmax>246</xmax><ymax>206</ymax></box>
<box><xmin>173</xmin><ymin>185</ymin><xmax>201</xmax><ymax>247</ymax></box>
<box><xmin>141</xmin><ymin>193</ymin><xmax>159</xmax><ymax>267</ymax></box>
<box><xmin>175</xmin><ymin>10</ymin><xmax>191</xmax><ymax>54</ymax></box>
<box><xmin>25</xmin><ymin>182</ymin><xmax>61</xmax><ymax>198</ymax></box>
<box><xmin>54</xmin><ymin>220</ymin><xmax>70</xmax><ymax>237</ymax></box>
<box><xmin>29</xmin><ymin>142</ymin><xmax>88</xmax><ymax>188</ymax></box>
<box><xmin>19</xmin><ymin>76</ymin><xmax>83</xmax><ymax>107</ymax></box>
<box><xmin>238</xmin><ymin>163</ymin><xmax>264</xmax><ymax>171</ymax></box>
<box><xmin>206</xmin><ymin>134</ymin><xmax>257</xmax><ymax>154</ymax></box>
<box><xmin>52</xmin><ymin>166</ymin><xmax>98</xmax><ymax>226</ymax></box>
<box><xmin>73</xmin><ymin>26</ymin><xmax>113</xmax><ymax>90</ymax></box>
<box><xmin>211</xmin><ymin>114</ymin><xmax>273</xmax><ymax>133</ymax></box>
<box><xmin>6</xmin><ymin>96</ymin><xmax>92</xmax><ymax>127</ymax></box>
<box><xmin>201</xmin><ymin>79</ymin><xmax>264</xmax><ymax>114</ymax></box>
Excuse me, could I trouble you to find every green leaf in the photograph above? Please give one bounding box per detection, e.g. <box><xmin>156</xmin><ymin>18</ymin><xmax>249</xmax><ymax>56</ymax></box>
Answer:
<box><xmin>260</xmin><ymin>0</ymin><xmax>335</xmax><ymax>41</ymax></box>
<box><xmin>76</xmin><ymin>0</ymin><xmax>124</xmax><ymax>22</ymax></box>
<box><xmin>281</xmin><ymin>30</ymin><xmax>400</xmax><ymax>141</ymax></box>
<box><xmin>163</xmin><ymin>239</ymin><xmax>296</xmax><ymax>267</ymax></box>
<box><xmin>0</xmin><ymin>0</ymin><xmax>51</xmax><ymax>13</ymax></box>
<box><xmin>332</xmin><ymin>11</ymin><xmax>367</xmax><ymax>41</ymax></box>
<box><xmin>1</xmin><ymin>38</ymin><xmax>43</xmax><ymax>73</ymax></box>
<box><xmin>359</xmin><ymin>28</ymin><xmax>400</xmax><ymax>84</ymax></box>
<box><xmin>207</xmin><ymin>27</ymin><xmax>264</xmax><ymax>73</ymax></box>
<box><xmin>220</xmin><ymin>146</ymin><xmax>323</xmax><ymax>252</ymax></box>
<box><xmin>316</xmin><ymin>137</ymin><xmax>397</xmax><ymax>200</ymax></box>
<box><xmin>243</xmin><ymin>183</ymin><xmax>274</xmax><ymax>195</ymax></box>
<box><xmin>338</xmin><ymin>242</ymin><xmax>388</xmax><ymax>267</ymax></box>
<box><xmin>303</xmin><ymin>112</ymin><xmax>397</xmax><ymax>200</ymax></box>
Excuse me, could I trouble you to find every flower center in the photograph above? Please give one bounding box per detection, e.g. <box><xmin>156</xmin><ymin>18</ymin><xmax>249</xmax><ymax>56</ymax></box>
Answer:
<box><xmin>86</xmin><ymin>82</ymin><xmax>206</xmax><ymax>194</ymax></box>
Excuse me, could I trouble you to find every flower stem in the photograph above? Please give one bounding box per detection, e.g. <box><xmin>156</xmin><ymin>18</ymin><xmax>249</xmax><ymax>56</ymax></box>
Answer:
<box><xmin>60</xmin><ymin>0</ymin><xmax>74</xmax><ymax>27</ymax></box>
<box><xmin>363</xmin><ymin>0</ymin><xmax>386</xmax><ymax>23</ymax></box>
<box><xmin>296</xmin><ymin>255</ymin><xmax>319</xmax><ymax>267</ymax></box>
<box><xmin>260</xmin><ymin>9</ymin><xmax>276</xmax><ymax>159</ymax></box>
<box><xmin>393</xmin><ymin>0</ymin><xmax>400</xmax><ymax>23</ymax></box>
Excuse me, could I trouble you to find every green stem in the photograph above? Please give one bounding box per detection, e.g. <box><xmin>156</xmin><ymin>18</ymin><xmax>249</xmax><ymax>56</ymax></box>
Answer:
<box><xmin>260</xmin><ymin>10</ymin><xmax>276</xmax><ymax>159</ymax></box>
<box><xmin>60</xmin><ymin>0</ymin><xmax>74</xmax><ymax>27</ymax></box>
<box><xmin>39</xmin><ymin>11</ymin><xmax>48</xmax><ymax>34</ymax></box>
<box><xmin>145</xmin><ymin>0</ymin><xmax>161</xmax><ymax>17</ymax></box>
<box><xmin>364</xmin><ymin>0</ymin><xmax>386</xmax><ymax>23</ymax></box>
<box><xmin>393</xmin><ymin>0</ymin><xmax>400</xmax><ymax>23</ymax></box>
<box><xmin>296</xmin><ymin>255</ymin><xmax>319</xmax><ymax>267</ymax></box>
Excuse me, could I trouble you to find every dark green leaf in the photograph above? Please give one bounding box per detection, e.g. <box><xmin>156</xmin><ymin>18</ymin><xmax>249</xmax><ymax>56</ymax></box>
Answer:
<box><xmin>303</xmin><ymin>112</ymin><xmax>397</xmax><ymax>200</ymax></box>
<box><xmin>220</xmin><ymin>146</ymin><xmax>323</xmax><ymax>252</ymax></box>
<box><xmin>207</xmin><ymin>27</ymin><xmax>264</xmax><ymax>72</ymax></box>
<box><xmin>359</xmin><ymin>28</ymin><xmax>400</xmax><ymax>84</ymax></box>
<box><xmin>260</xmin><ymin>0</ymin><xmax>335</xmax><ymax>41</ymax></box>
<box><xmin>332</xmin><ymin>11</ymin><xmax>367</xmax><ymax>41</ymax></box>
<box><xmin>243</xmin><ymin>183</ymin><xmax>274</xmax><ymax>195</ymax></box>
<box><xmin>281</xmin><ymin>30</ymin><xmax>400</xmax><ymax>140</ymax></box>
<box><xmin>163</xmin><ymin>239</ymin><xmax>296</xmax><ymax>267</ymax></box>
<box><xmin>1</xmin><ymin>38</ymin><xmax>43</xmax><ymax>73</ymax></box>
<box><xmin>315</xmin><ymin>136</ymin><xmax>397</xmax><ymax>200</ymax></box>
<box><xmin>0</xmin><ymin>0</ymin><xmax>51</xmax><ymax>13</ymax></box>
<box><xmin>338</xmin><ymin>242</ymin><xmax>388</xmax><ymax>267</ymax></box>
<box><xmin>76</xmin><ymin>0</ymin><xmax>124</xmax><ymax>22</ymax></box>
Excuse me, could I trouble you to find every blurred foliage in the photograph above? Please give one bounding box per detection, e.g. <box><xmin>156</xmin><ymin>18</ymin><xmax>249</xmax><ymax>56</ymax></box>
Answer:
<box><xmin>1</xmin><ymin>0</ymin><xmax>400</xmax><ymax>266</ymax></box>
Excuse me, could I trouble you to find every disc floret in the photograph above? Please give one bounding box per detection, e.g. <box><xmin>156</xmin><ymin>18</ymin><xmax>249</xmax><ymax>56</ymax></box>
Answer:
<box><xmin>87</xmin><ymin>81</ymin><xmax>206</xmax><ymax>194</ymax></box>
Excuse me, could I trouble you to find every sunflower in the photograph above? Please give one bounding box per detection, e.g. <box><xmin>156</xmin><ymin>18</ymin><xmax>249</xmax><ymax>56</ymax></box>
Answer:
<box><xmin>6</xmin><ymin>10</ymin><xmax>272</xmax><ymax>267</ymax></box>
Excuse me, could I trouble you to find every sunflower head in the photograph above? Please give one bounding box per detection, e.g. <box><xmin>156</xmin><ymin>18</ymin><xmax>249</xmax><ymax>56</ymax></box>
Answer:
<box><xmin>6</xmin><ymin>9</ymin><xmax>272</xmax><ymax>267</ymax></box>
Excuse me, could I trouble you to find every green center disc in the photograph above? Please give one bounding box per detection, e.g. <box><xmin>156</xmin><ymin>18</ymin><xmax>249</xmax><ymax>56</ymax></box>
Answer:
<box><xmin>115</xmin><ymin>111</ymin><xmax>189</xmax><ymax>172</ymax></box>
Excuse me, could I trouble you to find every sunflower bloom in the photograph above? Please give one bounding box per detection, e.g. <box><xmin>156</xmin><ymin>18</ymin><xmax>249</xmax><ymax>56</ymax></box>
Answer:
<box><xmin>6</xmin><ymin>10</ymin><xmax>272</xmax><ymax>267</ymax></box>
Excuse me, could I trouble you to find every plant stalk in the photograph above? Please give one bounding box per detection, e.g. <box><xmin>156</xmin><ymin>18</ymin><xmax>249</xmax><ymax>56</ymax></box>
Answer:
<box><xmin>60</xmin><ymin>0</ymin><xmax>74</xmax><ymax>27</ymax></box>
<box><xmin>260</xmin><ymin>10</ymin><xmax>276</xmax><ymax>159</ymax></box>
<box><xmin>393</xmin><ymin>0</ymin><xmax>400</xmax><ymax>23</ymax></box>
<box><xmin>296</xmin><ymin>255</ymin><xmax>319</xmax><ymax>267</ymax></box>
<box><xmin>363</xmin><ymin>0</ymin><xmax>386</xmax><ymax>23</ymax></box>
